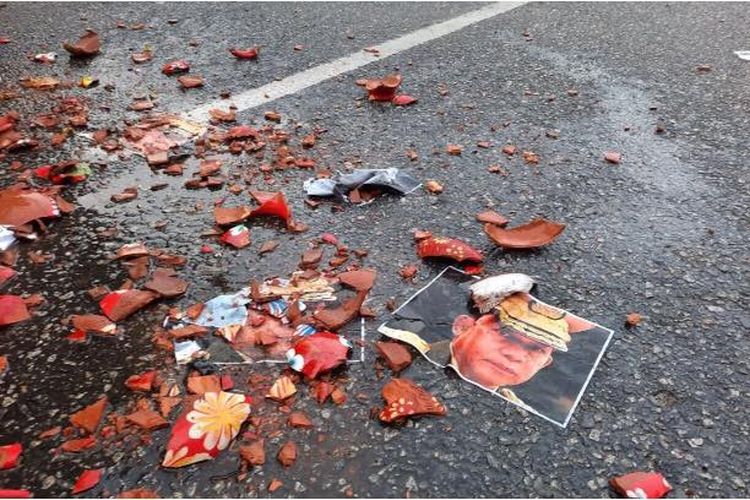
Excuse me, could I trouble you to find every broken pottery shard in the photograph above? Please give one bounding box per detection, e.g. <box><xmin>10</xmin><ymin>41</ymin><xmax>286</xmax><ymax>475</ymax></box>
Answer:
<box><xmin>248</xmin><ymin>191</ymin><xmax>292</xmax><ymax>226</ymax></box>
<box><xmin>285</xmin><ymin>332</ymin><xmax>352</xmax><ymax>379</ymax></box>
<box><xmin>392</xmin><ymin>94</ymin><xmax>417</xmax><ymax>106</ymax></box>
<box><xmin>610</xmin><ymin>471</ymin><xmax>672</xmax><ymax>499</ymax></box>
<box><xmin>214</xmin><ymin>206</ymin><xmax>252</xmax><ymax>226</ymax></box>
<box><xmin>61</xmin><ymin>435</ymin><xmax>97</xmax><ymax>453</ymax></box>
<box><xmin>337</xmin><ymin>268</ymin><xmax>376</xmax><ymax>291</ymax></box>
<box><xmin>117</xmin><ymin>489</ymin><xmax>160</xmax><ymax>498</ymax></box>
<box><xmin>266</xmin><ymin>375</ymin><xmax>297</xmax><ymax>401</ymax></box>
<box><xmin>71</xmin><ymin>469</ymin><xmax>102</xmax><ymax>495</ymax></box>
<box><xmin>239</xmin><ymin>439</ymin><xmax>265</xmax><ymax>466</ymax></box>
<box><xmin>625</xmin><ymin>313</ymin><xmax>642</xmax><ymax>327</ymax></box>
<box><xmin>63</xmin><ymin>30</ymin><xmax>100</xmax><ymax>57</ymax></box>
<box><xmin>379</xmin><ymin>378</ymin><xmax>446</xmax><ymax>423</ymax></box>
<box><xmin>277</xmin><ymin>441</ymin><xmax>297</xmax><ymax>467</ymax></box>
<box><xmin>300</xmin><ymin>247</ymin><xmax>323</xmax><ymax>268</ymax></box>
<box><xmin>169</xmin><ymin>324</ymin><xmax>208</xmax><ymax>339</ymax></box>
<box><xmin>364</xmin><ymin>73</ymin><xmax>402</xmax><ymax>102</ymax></box>
<box><xmin>230</xmin><ymin>47</ymin><xmax>259</xmax><ymax>60</ymax></box>
<box><xmin>259</xmin><ymin>240</ymin><xmax>279</xmax><ymax>254</ymax></box>
<box><xmin>0</xmin><ymin>443</ymin><xmax>22</xmax><ymax>470</ymax></box>
<box><xmin>484</xmin><ymin>219</ymin><xmax>566</xmax><ymax>249</ymax></box>
<box><xmin>476</xmin><ymin>209</ymin><xmax>509</xmax><ymax>227</ymax></box>
<box><xmin>469</xmin><ymin>273</ymin><xmax>535</xmax><ymax>313</ymax></box>
<box><xmin>220</xmin><ymin>225</ymin><xmax>250</xmax><ymax>249</ymax></box>
<box><xmin>71</xmin><ymin>314</ymin><xmax>116</xmax><ymax>335</ymax></box>
<box><xmin>126</xmin><ymin>408</ymin><xmax>169</xmax><ymax>431</ymax></box>
<box><xmin>313</xmin><ymin>291</ymin><xmax>367</xmax><ymax>331</ymax></box>
<box><xmin>162</xmin><ymin>60</ymin><xmax>190</xmax><ymax>75</ymax></box>
<box><xmin>0</xmin><ymin>490</ymin><xmax>31</xmax><ymax>499</ymax></box>
<box><xmin>0</xmin><ymin>295</ymin><xmax>30</xmax><ymax>326</ymax></box>
<box><xmin>70</xmin><ymin>396</ymin><xmax>107</xmax><ymax>434</ymax></box>
<box><xmin>604</xmin><ymin>151</ymin><xmax>622</xmax><ymax>164</ymax></box>
<box><xmin>99</xmin><ymin>289</ymin><xmax>157</xmax><ymax>322</ymax></box>
<box><xmin>288</xmin><ymin>412</ymin><xmax>313</xmax><ymax>428</ymax></box>
<box><xmin>115</xmin><ymin>242</ymin><xmax>149</xmax><ymax>259</ymax></box>
<box><xmin>187</xmin><ymin>374</ymin><xmax>221</xmax><ymax>395</ymax></box>
<box><xmin>125</xmin><ymin>371</ymin><xmax>156</xmax><ymax>392</ymax></box>
<box><xmin>0</xmin><ymin>187</ymin><xmax>59</xmax><ymax>227</ymax></box>
<box><xmin>416</xmin><ymin>236</ymin><xmax>483</xmax><ymax>263</ymax></box>
<box><xmin>162</xmin><ymin>391</ymin><xmax>251</xmax><ymax>468</ymax></box>
<box><xmin>144</xmin><ymin>271</ymin><xmax>188</xmax><ymax>298</ymax></box>
<box><xmin>177</xmin><ymin>75</ymin><xmax>203</xmax><ymax>89</ymax></box>
<box><xmin>376</xmin><ymin>341</ymin><xmax>412</xmax><ymax>373</ymax></box>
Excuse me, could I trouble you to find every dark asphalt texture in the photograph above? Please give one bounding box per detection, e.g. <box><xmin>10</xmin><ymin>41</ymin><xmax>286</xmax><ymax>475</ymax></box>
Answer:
<box><xmin>1</xmin><ymin>2</ymin><xmax>749</xmax><ymax>498</ymax></box>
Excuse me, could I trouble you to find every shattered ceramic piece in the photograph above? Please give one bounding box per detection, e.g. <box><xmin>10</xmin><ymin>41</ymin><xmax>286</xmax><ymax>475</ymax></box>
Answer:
<box><xmin>285</xmin><ymin>332</ymin><xmax>352</xmax><ymax>379</ymax></box>
<box><xmin>71</xmin><ymin>314</ymin><xmax>116</xmax><ymax>335</ymax></box>
<box><xmin>220</xmin><ymin>225</ymin><xmax>250</xmax><ymax>249</ymax></box>
<box><xmin>214</xmin><ymin>206</ymin><xmax>252</xmax><ymax>226</ymax></box>
<box><xmin>376</xmin><ymin>341</ymin><xmax>412</xmax><ymax>372</ymax></box>
<box><xmin>288</xmin><ymin>412</ymin><xmax>313</xmax><ymax>428</ymax></box>
<box><xmin>230</xmin><ymin>47</ymin><xmax>259</xmax><ymax>59</ymax></box>
<box><xmin>484</xmin><ymin>219</ymin><xmax>566</xmax><ymax>249</ymax></box>
<box><xmin>610</xmin><ymin>471</ymin><xmax>672</xmax><ymax>499</ymax></box>
<box><xmin>417</xmin><ymin>236</ymin><xmax>483</xmax><ymax>263</ymax></box>
<box><xmin>0</xmin><ymin>187</ymin><xmax>59</xmax><ymax>227</ymax></box>
<box><xmin>364</xmin><ymin>73</ymin><xmax>402</xmax><ymax>101</ymax></box>
<box><xmin>71</xmin><ymin>469</ymin><xmax>102</xmax><ymax>494</ymax></box>
<box><xmin>0</xmin><ymin>443</ymin><xmax>22</xmax><ymax>470</ymax></box>
<box><xmin>126</xmin><ymin>409</ymin><xmax>169</xmax><ymax>431</ymax></box>
<box><xmin>249</xmin><ymin>191</ymin><xmax>292</xmax><ymax>226</ymax></box>
<box><xmin>476</xmin><ymin>210</ymin><xmax>509</xmax><ymax>227</ymax></box>
<box><xmin>469</xmin><ymin>273</ymin><xmax>535</xmax><ymax>313</ymax></box>
<box><xmin>99</xmin><ymin>289</ymin><xmax>157</xmax><ymax>321</ymax></box>
<box><xmin>144</xmin><ymin>270</ymin><xmax>188</xmax><ymax>298</ymax></box>
<box><xmin>162</xmin><ymin>391</ymin><xmax>251</xmax><ymax>468</ymax></box>
<box><xmin>379</xmin><ymin>378</ymin><xmax>446</xmax><ymax>423</ymax></box>
<box><xmin>266</xmin><ymin>376</ymin><xmax>297</xmax><ymax>401</ymax></box>
<box><xmin>239</xmin><ymin>439</ymin><xmax>265</xmax><ymax>466</ymax></box>
<box><xmin>70</xmin><ymin>396</ymin><xmax>107</xmax><ymax>434</ymax></box>
<box><xmin>0</xmin><ymin>295</ymin><xmax>30</xmax><ymax>326</ymax></box>
<box><xmin>337</xmin><ymin>268</ymin><xmax>376</xmax><ymax>291</ymax></box>
<box><xmin>63</xmin><ymin>30</ymin><xmax>100</xmax><ymax>57</ymax></box>
<box><xmin>277</xmin><ymin>441</ymin><xmax>297</xmax><ymax>467</ymax></box>
<box><xmin>313</xmin><ymin>291</ymin><xmax>367</xmax><ymax>330</ymax></box>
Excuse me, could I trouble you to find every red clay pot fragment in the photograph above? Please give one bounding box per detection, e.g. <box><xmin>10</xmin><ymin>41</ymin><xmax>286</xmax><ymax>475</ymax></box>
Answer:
<box><xmin>483</xmin><ymin>219</ymin><xmax>565</xmax><ymax>249</ymax></box>
<box><xmin>379</xmin><ymin>378</ymin><xmax>446</xmax><ymax>423</ymax></box>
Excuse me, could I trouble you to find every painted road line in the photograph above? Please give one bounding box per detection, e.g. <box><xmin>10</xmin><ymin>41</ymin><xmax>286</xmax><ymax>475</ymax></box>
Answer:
<box><xmin>184</xmin><ymin>1</ymin><xmax>526</xmax><ymax>122</ymax></box>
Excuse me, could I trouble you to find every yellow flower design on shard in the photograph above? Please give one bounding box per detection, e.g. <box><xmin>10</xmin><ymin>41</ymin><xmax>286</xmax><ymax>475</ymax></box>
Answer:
<box><xmin>186</xmin><ymin>391</ymin><xmax>250</xmax><ymax>451</ymax></box>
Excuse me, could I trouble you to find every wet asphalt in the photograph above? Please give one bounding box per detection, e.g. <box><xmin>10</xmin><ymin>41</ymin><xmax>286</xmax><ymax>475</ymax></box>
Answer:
<box><xmin>1</xmin><ymin>1</ymin><xmax>749</xmax><ymax>498</ymax></box>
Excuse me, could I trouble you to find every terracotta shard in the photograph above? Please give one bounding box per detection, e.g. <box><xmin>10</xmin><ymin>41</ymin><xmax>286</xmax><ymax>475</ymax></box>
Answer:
<box><xmin>187</xmin><ymin>374</ymin><xmax>221</xmax><ymax>395</ymax></box>
<box><xmin>63</xmin><ymin>30</ymin><xmax>100</xmax><ymax>57</ymax></box>
<box><xmin>259</xmin><ymin>240</ymin><xmax>279</xmax><ymax>254</ymax></box>
<box><xmin>392</xmin><ymin>94</ymin><xmax>417</xmax><ymax>106</ymax></box>
<box><xmin>230</xmin><ymin>47</ymin><xmax>259</xmax><ymax>60</ymax></box>
<box><xmin>72</xmin><ymin>469</ymin><xmax>102</xmax><ymax>494</ymax></box>
<box><xmin>125</xmin><ymin>371</ymin><xmax>157</xmax><ymax>392</ymax></box>
<box><xmin>248</xmin><ymin>191</ymin><xmax>292</xmax><ymax>226</ymax></box>
<box><xmin>416</xmin><ymin>236</ymin><xmax>483</xmax><ymax>263</ymax></box>
<box><xmin>286</xmin><ymin>332</ymin><xmax>351</xmax><ymax>379</ymax></box>
<box><xmin>70</xmin><ymin>396</ymin><xmax>107</xmax><ymax>434</ymax></box>
<box><xmin>61</xmin><ymin>435</ymin><xmax>97</xmax><ymax>453</ymax></box>
<box><xmin>379</xmin><ymin>378</ymin><xmax>446</xmax><ymax>423</ymax></box>
<box><xmin>117</xmin><ymin>488</ymin><xmax>160</xmax><ymax>498</ymax></box>
<box><xmin>266</xmin><ymin>375</ymin><xmax>297</xmax><ymax>402</ymax></box>
<box><xmin>177</xmin><ymin>75</ymin><xmax>204</xmax><ymax>89</ymax></box>
<box><xmin>288</xmin><ymin>412</ymin><xmax>313</xmax><ymax>428</ymax></box>
<box><xmin>0</xmin><ymin>187</ymin><xmax>59</xmax><ymax>227</ymax></box>
<box><xmin>144</xmin><ymin>272</ymin><xmax>188</xmax><ymax>298</ymax></box>
<box><xmin>169</xmin><ymin>324</ymin><xmax>208</xmax><ymax>339</ymax></box>
<box><xmin>365</xmin><ymin>73</ymin><xmax>402</xmax><ymax>102</ymax></box>
<box><xmin>313</xmin><ymin>291</ymin><xmax>367</xmax><ymax>331</ymax></box>
<box><xmin>162</xmin><ymin>59</ymin><xmax>189</xmax><ymax>75</ymax></box>
<box><xmin>337</xmin><ymin>268</ymin><xmax>376</xmax><ymax>291</ymax></box>
<box><xmin>376</xmin><ymin>341</ymin><xmax>412</xmax><ymax>373</ymax></box>
<box><xmin>115</xmin><ymin>242</ymin><xmax>149</xmax><ymax>259</ymax></box>
<box><xmin>71</xmin><ymin>314</ymin><xmax>116</xmax><ymax>335</ymax></box>
<box><xmin>476</xmin><ymin>210</ymin><xmax>509</xmax><ymax>227</ymax></box>
<box><xmin>625</xmin><ymin>313</ymin><xmax>642</xmax><ymax>327</ymax></box>
<box><xmin>239</xmin><ymin>439</ymin><xmax>265</xmax><ymax>466</ymax></box>
<box><xmin>610</xmin><ymin>471</ymin><xmax>672</xmax><ymax>499</ymax></box>
<box><xmin>214</xmin><ymin>206</ymin><xmax>252</xmax><ymax>226</ymax></box>
<box><xmin>126</xmin><ymin>408</ymin><xmax>169</xmax><ymax>431</ymax></box>
<box><xmin>0</xmin><ymin>443</ymin><xmax>22</xmax><ymax>470</ymax></box>
<box><xmin>484</xmin><ymin>219</ymin><xmax>565</xmax><ymax>249</ymax></box>
<box><xmin>300</xmin><ymin>248</ymin><xmax>323</xmax><ymax>269</ymax></box>
<box><xmin>99</xmin><ymin>289</ymin><xmax>157</xmax><ymax>322</ymax></box>
<box><xmin>277</xmin><ymin>441</ymin><xmax>297</xmax><ymax>467</ymax></box>
<box><xmin>0</xmin><ymin>295</ymin><xmax>31</xmax><ymax>326</ymax></box>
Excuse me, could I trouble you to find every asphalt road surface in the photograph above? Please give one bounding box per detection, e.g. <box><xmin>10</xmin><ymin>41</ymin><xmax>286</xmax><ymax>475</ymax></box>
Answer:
<box><xmin>1</xmin><ymin>2</ymin><xmax>749</xmax><ymax>497</ymax></box>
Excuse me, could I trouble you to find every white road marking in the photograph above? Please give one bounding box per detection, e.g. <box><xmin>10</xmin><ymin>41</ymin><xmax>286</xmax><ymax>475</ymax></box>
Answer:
<box><xmin>184</xmin><ymin>1</ymin><xmax>526</xmax><ymax>122</ymax></box>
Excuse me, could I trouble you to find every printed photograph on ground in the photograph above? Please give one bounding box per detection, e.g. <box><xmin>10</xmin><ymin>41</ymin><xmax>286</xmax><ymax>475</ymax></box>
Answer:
<box><xmin>379</xmin><ymin>267</ymin><xmax>613</xmax><ymax>427</ymax></box>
